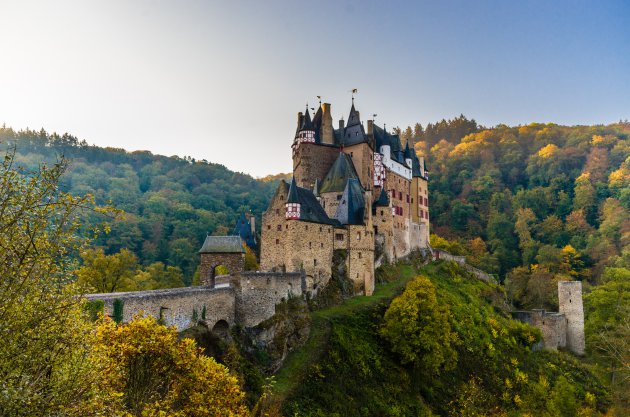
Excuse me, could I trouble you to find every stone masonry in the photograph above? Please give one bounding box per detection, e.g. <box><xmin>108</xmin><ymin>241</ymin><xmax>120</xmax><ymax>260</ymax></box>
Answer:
<box><xmin>87</xmin><ymin>271</ymin><xmax>305</xmax><ymax>331</ymax></box>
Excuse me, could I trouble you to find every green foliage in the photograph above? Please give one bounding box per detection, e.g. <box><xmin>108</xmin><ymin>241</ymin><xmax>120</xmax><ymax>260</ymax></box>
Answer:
<box><xmin>0</xmin><ymin>146</ymin><xmax>104</xmax><ymax>416</ymax></box>
<box><xmin>380</xmin><ymin>276</ymin><xmax>458</xmax><ymax>374</ymax></box>
<box><xmin>280</xmin><ymin>261</ymin><xmax>609</xmax><ymax>416</ymax></box>
<box><xmin>2</xmin><ymin>126</ymin><xmax>278</xmax><ymax>283</ymax></box>
<box><xmin>84</xmin><ymin>299</ymin><xmax>105</xmax><ymax>322</ymax></box>
<box><xmin>112</xmin><ymin>298</ymin><xmax>124</xmax><ymax>324</ymax></box>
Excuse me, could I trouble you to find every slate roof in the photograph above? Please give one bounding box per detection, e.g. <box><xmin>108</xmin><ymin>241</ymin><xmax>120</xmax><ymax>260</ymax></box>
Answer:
<box><xmin>374</xmin><ymin>187</ymin><xmax>390</xmax><ymax>207</ymax></box>
<box><xmin>199</xmin><ymin>235</ymin><xmax>244</xmax><ymax>253</ymax></box>
<box><xmin>279</xmin><ymin>180</ymin><xmax>339</xmax><ymax>226</ymax></box>
<box><xmin>299</xmin><ymin>107</ymin><xmax>313</xmax><ymax>131</ymax></box>
<box><xmin>287</xmin><ymin>177</ymin><xmax>300</xmax><ymax>203</ymax></box>
<box><xmin>232</xmin><ymin>212</ymin><xmax>257</xmax><ymax>249</ymax></box>
<box><xmin>373</xmin><ymin>124</ymin><xmax>409</xmax><ymax>167</ymax></box>
<box><xmin>404</xmin><ymin>140</ymin><xmax>414</xmax><ymax>159</ymax></box>
<box><xmin>335</xmin><ymin>178</ymin><xmax>365</xmax><ymax>225</ymax></box>
<box><xmin>319</xmin><ymin>152</ymin><xmax>360</xmax><ymax>194</ymax></box>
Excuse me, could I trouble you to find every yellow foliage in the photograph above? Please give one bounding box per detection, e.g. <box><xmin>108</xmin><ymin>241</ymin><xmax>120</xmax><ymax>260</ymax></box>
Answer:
<box><xmin>537</xmin><ymin>143</ymin><xmax>559</xmax><ymax>159</ymax></box>
<box><xmin>90</xmin><ymin>315</ymin><xmax>248</xmax><ymax>416</ymax></box>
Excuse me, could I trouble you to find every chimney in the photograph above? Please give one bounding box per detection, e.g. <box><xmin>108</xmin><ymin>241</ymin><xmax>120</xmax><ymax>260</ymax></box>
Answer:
<box><xmin>339</xmin><ymin>118</ymin><xmax>345</xmax><ymax>130</ymax></box>
<box><xmin>321</xmin><ymin>103</ymin><xmax>333</xmax><ymax>144</ymax></box>
<box><xmin>297</xmin><ymin>112</ymin><xmax>303</xmax><ymax>130</ymax></box>
<box><xmin>367</xmin><ymin>119</ymin><xmax>373</xmax><ymax>136</ymax></box>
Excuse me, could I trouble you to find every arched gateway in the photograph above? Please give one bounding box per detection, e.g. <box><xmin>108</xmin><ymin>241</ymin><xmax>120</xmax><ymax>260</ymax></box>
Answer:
<box><xmin>198</xmin><ymin>235</ymin><xmax>245</xmax><ymax>287</ymax></box>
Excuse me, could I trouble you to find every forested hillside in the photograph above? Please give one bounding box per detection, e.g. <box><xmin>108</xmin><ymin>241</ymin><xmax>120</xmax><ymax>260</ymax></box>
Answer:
<box><xmin>396</xmin><ymin>118</ymin><xmax>629</xmax><ymax>305</ymax></box>
<box><xmin>0</xmin><ymin>126</ymin><xmax>277</xmax><ymax>285</ymax></box>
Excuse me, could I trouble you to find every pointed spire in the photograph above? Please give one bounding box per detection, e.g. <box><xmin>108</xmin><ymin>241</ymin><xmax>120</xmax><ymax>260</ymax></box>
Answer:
<box><xmin>347</xmin><ymin>102</ymin><xmax>361</xmax><ymax>127</ymax></box>
<box><xmin>404</xmin><ymin>139</ymin><xmax>414</xmax><ymax>159</ymax></box>
<box><xmin>300</xmin><ymin>105</ymin><xmax>313</xmax><ymax>131</ymax></box>
<box><xmin>287</xmin><ymin>176</ymin><xmax>300</xmax><ymax>203</ymax></box>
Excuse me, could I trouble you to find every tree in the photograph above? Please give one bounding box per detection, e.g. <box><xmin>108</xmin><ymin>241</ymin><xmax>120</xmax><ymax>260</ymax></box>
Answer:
<box><xmin>77</xmin><ymin>248</ymin><xmax>140</xmax><ymax>293</ymax></box>
<box><xmin>380</xmin><ymin>276</ymin><xmax>458</xmax><ymax>375</ymax></box>
<box><xmin>91</xmin><ymin>315</ymin><xmax>248</xmax><ymax>416</ymax></box>
<box><xmin>0</xmin><ymin>149</ymin><xmax>102</xmax><ymax>416</ymax></box>
<box><xmin>584</xmin><ymin>267</ymin><xmax>630</xmax><ymax>409</ymax></box>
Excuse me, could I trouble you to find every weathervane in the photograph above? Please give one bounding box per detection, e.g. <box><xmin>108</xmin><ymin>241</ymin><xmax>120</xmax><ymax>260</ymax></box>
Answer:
<box><xmin>372</xmin><ymin>113</ymin><xmax>377</xmax><ymax>122</ymax></box>
<box><xmin>317</xmin><ymin>95</ymin><xmax>322</xmax><ymax>106</ymax></box>
<box><xmin>350</xmin><ymin>88</ymin><xmax>358</xmax><ymax>103</ymax></box>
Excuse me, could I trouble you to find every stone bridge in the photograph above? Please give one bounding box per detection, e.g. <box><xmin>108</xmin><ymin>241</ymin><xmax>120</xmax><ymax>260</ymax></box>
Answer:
<box><xmin>86</xmin><ymin>271</ymin><xmax>305</xmax><ymax>331</ymax></box>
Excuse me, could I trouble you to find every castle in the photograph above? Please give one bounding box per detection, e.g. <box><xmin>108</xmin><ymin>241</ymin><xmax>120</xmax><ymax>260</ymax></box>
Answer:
<box><xmin>86</xmin><ymin>99</ymin><xmax>585</xmax><ymax>356</ymax></box>
<box><xmin>260</xmin><ymin>100</ymin><xmax>430</xmax><ymax>296</ymax></box>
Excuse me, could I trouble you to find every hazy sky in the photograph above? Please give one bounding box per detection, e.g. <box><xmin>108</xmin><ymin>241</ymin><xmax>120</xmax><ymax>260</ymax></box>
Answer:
<box><xmin>1</xmin><ymin>1</ymin><xmax>629</xmax><ymax>177</ymax></box>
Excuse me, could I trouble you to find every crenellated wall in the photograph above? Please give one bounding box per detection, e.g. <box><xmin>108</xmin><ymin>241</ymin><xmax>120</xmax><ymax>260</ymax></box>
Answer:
<box><xmin>86</xmin><ymin>271</ymin><xmax>305</xmax><ymax>331</ymax></box>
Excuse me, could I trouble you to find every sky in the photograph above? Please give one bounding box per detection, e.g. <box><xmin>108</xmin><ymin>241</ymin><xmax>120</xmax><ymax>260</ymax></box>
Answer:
<box><xmin>0</xmin><ymin>0</ymin><xmax>629</xmax><ymax>177</ymax></box>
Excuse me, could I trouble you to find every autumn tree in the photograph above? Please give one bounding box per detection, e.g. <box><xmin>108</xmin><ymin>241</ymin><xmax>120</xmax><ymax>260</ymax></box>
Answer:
<box><xmin>0</xmin><ymin>149</ymin><xmax>103</xmax><ymax>416</ymax></box>
<box><xmin>77</xmin><ymin>247</ymin><xmax>140</xmax><ymax>293</ymax></box>
<box><xmin>380</xmin><ymin>276</ymin><xmax>458</xmax><ymax>375</ymax></box>
<box><xmin>90</xmin><ymin>315</ymin><xmax>248</xmax><ymax>416</ymax></box>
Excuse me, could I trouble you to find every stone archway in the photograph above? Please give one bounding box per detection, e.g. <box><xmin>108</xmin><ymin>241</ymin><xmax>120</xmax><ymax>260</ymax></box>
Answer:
<box><xmin>211</xmin><ymin>319</ymin><xmax>230</xmax><ymax>339</ymax></box>
<box><xmin>198</xmin><ymin>236</ymin><xmax>245</xmax><ymax>287</ymax></box>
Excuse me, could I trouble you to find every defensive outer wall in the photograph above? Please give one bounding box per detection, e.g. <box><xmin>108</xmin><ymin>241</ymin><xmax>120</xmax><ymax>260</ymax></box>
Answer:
<box><xmin>86</xmin><ymin>272</ymin><xmax>305</xmax><ymax>331</ymax></box>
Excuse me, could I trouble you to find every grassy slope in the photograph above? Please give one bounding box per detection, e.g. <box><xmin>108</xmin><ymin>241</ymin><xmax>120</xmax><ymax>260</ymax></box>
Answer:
<box><xmin>268</xmin><ymin>260</ymin><xmax>608</xmax><ymax>417</ymax></box>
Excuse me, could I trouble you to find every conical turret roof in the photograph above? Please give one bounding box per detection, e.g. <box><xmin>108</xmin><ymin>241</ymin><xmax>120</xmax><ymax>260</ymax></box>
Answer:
<box><xmin>287</xmin><ymin>177</ymin><xmax>300</xmax><ymax>203</ymax></box>
<box><xmin>299</xmin><ymin>107</ymin><xmax>314</xmax><ymax>131</ymax></box>
<box><xmin>375</xmin><ymin>187</ymin><xmax>390</xmax><ymax>207</ymax></box>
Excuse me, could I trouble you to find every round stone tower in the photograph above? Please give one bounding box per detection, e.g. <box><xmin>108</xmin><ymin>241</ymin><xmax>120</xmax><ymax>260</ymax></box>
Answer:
<box><xmin>558</xmin><ymin>281</ymin><xmax>585</xmax><ymax>355</ymax></box>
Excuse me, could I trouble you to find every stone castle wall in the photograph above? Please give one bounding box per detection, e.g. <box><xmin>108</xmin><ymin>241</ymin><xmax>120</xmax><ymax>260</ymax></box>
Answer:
<box><xmin>347</xmin><ymin>225</ymin><xmax>375</xmax><ymax>295</ymax></box>
<box><xmin>511</xmin><ymin>310</ymin><xmax>567</xmax><ymax>350</ymax></box>
<box><xmin>87</xmin><ymin>271</ymin><xmax>304</xmax><ymax>331</ymax></box>
<box><xmin>292</xmin><ymin>142</ymin><xmax>338</xmax><ymax>189</ymax></box>
<box><xmin>87</xmin><ymin>286</ymin><xmax>236</xmax><ymax>330</ymax></box>
<box><xmin>232</xmin><ymin>272</ymin><xmax>304</xmax><ymax>327</ymax></box>
<box><xmin>344</xmin><ymin>143</ymin><xmax>373</xmax><ymax>192</ymax></box>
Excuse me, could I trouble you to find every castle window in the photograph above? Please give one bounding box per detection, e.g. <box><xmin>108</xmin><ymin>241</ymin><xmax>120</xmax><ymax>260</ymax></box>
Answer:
<box><xmin>314</xmin><ymin>259</ymin><xmax>317</xmax><ymax>266</ymax></box>
<box><xmin>305</xmin><ymin>225</ymin><xmax>308</xmax><ymax>230</ymax></box>
<box><xmin>286</xmin><ymin>224</ymin><xmax>288</xmax><ymax>229</ymax></box>
<box><xmin>335</xmin><ymin>233</ymin><xmax>344</xmax><ymax>241</ymax></box>
<box><xmin>337</xmin><ymin>194</ymin><xmax>342</xmax><ymax>200</ymax></box>
<box><xmin>321</xmin><ymin>243</ymin><xmax>323</xmax><ymax>248</ymax></box>
<box><xmin>267</xmin><ymin>225</ymin><xmax>271</xmax><ymax>230</ymax></box>
<box><xmin>357</xmin><ymin>232</ymin><xmax>361</xmax><ymax>240</ymax></box>
<box><xmin>309</xmin><ymin>242</ymin><xmax>312</xmax><ymax>249</ymax></box>
<box><xmin>280</xmin><ymin>195</ymin><xmax>284</xmax><ymax>200</ymax></box>
<box><xmin>406</xmin><ymin>194</ymin><xmax>410</xmax><ymax>203</ymax></box>
<box><xmin>399</xmin><ymin>191</ymin><xmax>402</xmax><ymax>200</ymax></box>
<box><xmin>276</xmin><ymin>209</ymin><xmax>280</xmax><ymax>214</ymax></box>
<box><xmin>350</xmin><ymin>152</ymin><xmax>353</xmax><ymax>157</ymax></box>
<box><xmin>320</xmin><ymin>226</ymin><xmax>322</xmax><ymax>232</ymax></box>
<box><xmin>277</xmin><ymin>225</ymin><xmax>282</xmax><ymax>231</ymax></box>
<box><xmin>276</xmin><ymin>239</ymin><xmax>279</xmax><ymax>244</ymax></box>
<box><xmin>380</xmin><ymin>210</ymin><xmax>384</xmax><ymax>216</ymax></box>
<box><xmin>359</xmin><ymin>252</ymin><xmax>362</xmax><ymax>259</ymax></box>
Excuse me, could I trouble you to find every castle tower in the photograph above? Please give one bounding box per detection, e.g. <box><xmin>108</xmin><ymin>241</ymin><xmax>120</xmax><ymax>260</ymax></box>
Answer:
<box><xmin>285</xmin><ymin>177</ymin><xmax>301</xmax><ymax>220</ymax></box>
<box><xmin>558</xmin><ymin>281</ymin><xmax>585</xmax><ymax>355</ymax></box>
